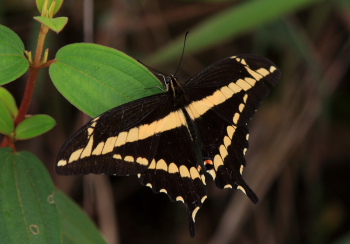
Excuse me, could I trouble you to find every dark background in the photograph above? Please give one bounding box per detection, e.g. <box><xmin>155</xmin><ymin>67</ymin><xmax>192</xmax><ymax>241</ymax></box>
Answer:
<box><xmin>1</xmin><ymin>0</ymin><xmax>350</xmax><ymax>243</ymax></box>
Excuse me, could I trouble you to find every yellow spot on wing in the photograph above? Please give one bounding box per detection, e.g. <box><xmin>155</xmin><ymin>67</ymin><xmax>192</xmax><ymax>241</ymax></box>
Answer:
<box><xmin>186</xmin><ymin>103</ymin><xmax>203</xmax><ymax>120</ymax></box>
<box><xmin>160</xmin><ymin>189</ymin><xmax>167</xmax><ymax>194</ymax></box>
<box><xmin>87</xmin><ymin>128</ymin><xmax>94</xmax><ymax>136</ymax></box>
<box><xmin>186</xmin><ymin>100</ymin><xmax>211</xmax><ymax>120</ymax></box>
<box><xmin>245</xmin><ymin>67</ymin><xmax>264</xmax><ymax>81</ymax></box>
<box><xmin>136</xmin><ymin>157</ymin><xmax>148</xmax><ymax>166</ymax></box>
<box><xmin>163</xmin><ymin>110</ymin><xmax>186</xmax><ymax>132</ymax></box>
<box><xmin>213</xmin><ymin>155</ymin><xmax>224</xmax><ymax>171</ymax></box>
<box><xmin>185</xmin><ymin>83</ymin><xmax>243</xmax><ymax>120</ymax></box>
<box><xmin>69</xmin><ymin>148</ymin><xmax>83</xmax><ymax>163</ymax></box>
<box><xmin>102</xmin><ymin>136</ymin><xmax>118</xmax><ymax>154</ymax></box>
<box><xmin>240</xmin><ymin>59</ymin><xmax>247</xmax><ymax>65</ymax></box>
<box><xmin>201</xmin><ymin>196</ymin><xmax>207</xmax><ymax>203</ymax></box>
<box><xmin>148</xmin><ymin>159</ymin><xmax>156</xmax><ymax>169</ymax></box>
<box><xmin>124</xmin><ymin>156</ymin><xmax>134</xmax><ymax>162</ymax></box>
<box><xmin>138</xmin><ymin>122</ymin><xmax>156</xmax><ymax>140</ymax></box>
<box><xmin>114</xmin><ymin>132</ymin><xmax>127</xmax><ymax>147</ymax></box>
<box><xmin>201</xmin><ymin>174</ymin><xmax>206</xmax><ymax>185</ymax></box>
<box><xmin>57</xmin><ymin>160</ymin><xmax>67</xmax><ymax>166</ymax></box>
<box><xmin>227</xmin><ymin>126</ymin><xmax>236</xmax><ymax>139</ymax></box>
<box><xmin>176</xmin><ymin>196</ymin><xmax>184</xmax><ymax>203</ymax></box>
<box><xmin>239</xmin><ymin>103</ymin><xmax>245</xmax><ymax>112</ymax></box>
<box><xmin>243</xmin><ymin>94</ymin><xmax>248</xmax><ymax>103</ymax></box>
<box><xmin>240</xmin><ymin>165</ymin><xmax>244</xmax><ymax>175</ymax></box>
<box><xmin>126</xmin><ymin>127</ymin><xmax>138</xmax><ymax>143</ymax></box>
<box><xmin>219</xmin><ymin>145</ymin><xmax>228</xmax><ymax>160</ymax></box>
<box><xmin>176</xmin><ymin>109</ymin><xmax>187</xmax><ymax>125</ymax></box>
<box><xmin>201</xmin><ymin>97</ymin><xmax>215</xmax><ymax>108</ymax></box>
<box><xmin>228</xmin><ymin>82</ymin><xmax>242</xmax><ymax>93</ymax></box>
<box><xmin>207</xmin><ymin>169</ymin><xmax>216</xmax><ymax>179</ymax></box>
<box><xmin>233</xmin><ymin>113</ymin><xmax>240</xmax><ymax>124</ymax></box>
<box><xmin>224</xmin><ymin>184</ymin><xmax>232</xmax><ymax>189</ymax></box>
<box><xmin>113</xmin><ymin>154</ymin><xmax>122</xmax><ymax>160</ymax></box>
<box><xmin>220</xmin><ymin>86</ymin><xmax>234</xmax><ymax>98</ymax></box>
<box><xmin>92</xmin><ymin>116</ymin><xmax>100</xmax><ymax>122</ymax></box>
<box><xmin>80</xmin><ymin>136</ymin><xmax>94</xmax><ymax>158</ymax></box>
<box><xmin>92</xmin><ymin>142</ymin><xmax>104</xmax><ymax>155</ymax></box>
<box><xmin>192</xmin><ymin>207</ymin><xmax>200</xmax><ymax>222</ymax></box>
<box><xmin>270</xmin><ymin>66</ymin><xmax>277</xmax><ymax>73</ymax></box>
<box><xmin>206</xmin><ymin>90</ymin><xmax>227</xmax><ymax>106</ymax></box>
<box><xmin>190</xmin><ymin>167</ymin><xmax>200</xmax><ymax>180</ymax></box>
<box><xmin>156</xmin><ymin>159</ymin><xmax>168</xmax><ymax>171</ymax></box>
<box><xmin>152</xmin><ymin>118</ymin><xmax>165</xmax><ymax>136</ymax></box>
<box><xmin>168</xmin><ymin>163</ymin><xmax>179</xmax><ymax>173</ymax></box>
<box><xmin>179</xmin><ymin>165</ymin><xmax>191</xmax><ymax>178</ymax></box>
<box><xmin>244</xmin><ymin>77</ymin><xmax>256</xmax><ymax>86</ymax></box>
<box><xmin>223</xmin><ymin>136</ymin><xmax>231</xmax><ymax>148</ymax></box>
<box><xmin>236</xmin><ymin>79</ymin><xmax>252</xmax><ymax>91</ymax></box>
<box><xmin>256</xmin><ymin>67</ymin><xmax>270</xmax><ymax>77</ymax></box>
<box><xmin>237</xmin><ymin>185</ymin><xmax>247</xmax><ymax>194</ymax></box>
<box><xmin>131</xmin><ymin>110</ymin><xmax>188</xmax><ymax>145</ymax></box>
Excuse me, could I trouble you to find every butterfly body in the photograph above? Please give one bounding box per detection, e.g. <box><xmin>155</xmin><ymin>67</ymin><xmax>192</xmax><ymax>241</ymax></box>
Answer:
<box><xmin>56</xmin><ymin>55</ymin><xmax>281</xmax><ymax>236</ymax></box>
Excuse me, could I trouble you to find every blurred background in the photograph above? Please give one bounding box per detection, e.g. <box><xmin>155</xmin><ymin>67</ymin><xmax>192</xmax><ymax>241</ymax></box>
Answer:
<box><xmin>1</xmin><ymin>0</ymin><xmax>350</xmax><ymax>243</ymax></box>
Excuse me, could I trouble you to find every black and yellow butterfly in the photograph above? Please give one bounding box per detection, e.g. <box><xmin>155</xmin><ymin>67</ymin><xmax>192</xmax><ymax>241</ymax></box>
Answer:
<box><xmin>56</xmin><ymin>55</ymin><xmax>281</xmax><ymax>237</ymax></box>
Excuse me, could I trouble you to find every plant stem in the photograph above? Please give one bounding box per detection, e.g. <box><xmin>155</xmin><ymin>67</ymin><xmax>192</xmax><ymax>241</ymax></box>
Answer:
<box><xmin>14</xmin><ymin>24</ymin><xmax>49</xmax><ymax>126</ymax></box>
<box><xmin>0</xmin><ymin>136</ymin><xmax>8</xmax><ymax>148</ymax></box>
<box><xmin>1</xmin><ymin>24</ymin><xmax>50</xmax><ymax>149</ymax></box>
<box><xmin>0</xmin><ymin>136</ymin><xmax>15</xmax><ymax>151</ymax></box>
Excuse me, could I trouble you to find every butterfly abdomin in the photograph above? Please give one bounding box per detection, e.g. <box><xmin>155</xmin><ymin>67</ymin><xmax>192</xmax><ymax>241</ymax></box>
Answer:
<box><xmin>56</xmin><ymin>54</ymin><xmax>281</xmax><ymax>237</ymax></box>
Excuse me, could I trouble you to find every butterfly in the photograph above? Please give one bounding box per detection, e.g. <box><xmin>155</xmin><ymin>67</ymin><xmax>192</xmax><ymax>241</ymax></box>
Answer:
<box><xmin>56</xmin><ymin>54</ymin><xmax>281</xmax><ymax>237</ymax></box>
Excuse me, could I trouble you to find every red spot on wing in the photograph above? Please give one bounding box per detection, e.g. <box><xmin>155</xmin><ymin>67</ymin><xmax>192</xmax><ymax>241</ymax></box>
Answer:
<box><xmin>205</xmin><ymin>160</ymin><xmax>213</xmax><ymax>165</ymax></box>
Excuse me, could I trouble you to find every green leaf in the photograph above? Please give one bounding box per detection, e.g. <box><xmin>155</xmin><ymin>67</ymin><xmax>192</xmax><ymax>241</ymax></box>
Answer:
<box><xmin>36</xmin><ymin>0</ymin><xmax>64</xmax><ymax>15</ymax></box>
<box><xmin>15</xmin><ymin>114</ymin><xmax>56</xmax><ymax>140</ymax></box>
<box><xmin>0</xmin><ymin>99</ymin><xmax>14</xmax><ymax>135</ymax></box>
<box><xmin>0</xmin><ymin>148</ymin><xmax>62</xmax><ymax>244</ymax></box>
<box><xmin>55</xmin><ymin>190</ymin><xmax>108</xmax><ymax>244</ymax></box>
<box><xmin>49</xmin><ymin>43</ymin><xmax>162</xmax><ymax>117</ymax></box>
<box><xmin>0</xmin><ymin>25</ymin><xmax>29</xmax><ymax>85</ymax></box>
<box><xmin>0</xmin><ymin>86</ymin><xmax>18</xmax><ymax>117</ymax></box>
<box><xmin>34</xmin><ymin>16</ymin><xmax>68</xmax><ymax>33</ymax></box>
<box><xmin>146</xmin><ymin>0</ymin><xmax>319</xmax><ymax>65</ymax></box>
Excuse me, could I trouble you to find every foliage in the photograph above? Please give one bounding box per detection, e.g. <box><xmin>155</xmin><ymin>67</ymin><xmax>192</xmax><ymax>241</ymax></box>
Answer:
<box><xmin>1</xmin><ymin>0</ymin><xmax>349</xmax><ymax>243</ymax></box>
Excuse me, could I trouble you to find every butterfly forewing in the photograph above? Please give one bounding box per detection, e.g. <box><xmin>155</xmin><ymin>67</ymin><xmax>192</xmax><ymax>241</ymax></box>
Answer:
<box><xmin>56</xmin><ymin>93</ymin><xmax>170</xmax><ymax>175</ymax></box>
<box><xmin>56</xmin><ymin>54</ymin><xmax>280</xmax><ymax>237</ymax></box>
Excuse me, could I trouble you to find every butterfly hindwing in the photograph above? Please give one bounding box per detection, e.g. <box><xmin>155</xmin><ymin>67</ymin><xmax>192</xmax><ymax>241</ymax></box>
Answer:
<box><xmin>138</xmin><ymin>113</ymin><xmax>207</xmax><ymax>237</ymax></box>
<box><xmin>183</xmin><ymin>55</ymin><xmax>280</xmax><ymax>203</ymax></box>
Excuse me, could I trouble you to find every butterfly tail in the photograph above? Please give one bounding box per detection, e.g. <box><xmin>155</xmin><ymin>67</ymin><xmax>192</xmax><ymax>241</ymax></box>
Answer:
<box><xmin>237</xmin><ymin>178</ymin><xmax>259</xmax><ymax>204</ymax></box>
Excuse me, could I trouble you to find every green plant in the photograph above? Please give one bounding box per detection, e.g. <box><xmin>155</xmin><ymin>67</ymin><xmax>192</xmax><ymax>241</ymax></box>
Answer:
<box><xmin>1</xmin><ymin>0</ymin><xmax>331</xmax><ymax>243</ymax></box>
<box><xmin>0</xmin><ymin>0</ymin><xmax>162</xmax><ymax>243</ymax></box>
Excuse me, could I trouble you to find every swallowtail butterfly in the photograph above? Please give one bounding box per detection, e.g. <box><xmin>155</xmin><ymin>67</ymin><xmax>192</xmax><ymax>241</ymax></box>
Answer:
<box><xmin>56</xmin><ymin>55</ymin><xmax>281</xmax><ymax>237</ymax></box>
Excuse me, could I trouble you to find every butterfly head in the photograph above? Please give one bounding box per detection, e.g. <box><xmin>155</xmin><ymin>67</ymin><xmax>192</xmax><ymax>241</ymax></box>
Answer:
<box><xmin>163</xmin><ymin>74</ymin><xmax>177</xmax><ymax>89</ymax></box>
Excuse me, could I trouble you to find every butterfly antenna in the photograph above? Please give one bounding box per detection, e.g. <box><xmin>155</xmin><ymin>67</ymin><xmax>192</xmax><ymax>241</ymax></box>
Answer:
<box><xmin>137</xmin><ymin>59</ymin><xmax>170</xmax><ymax>90</ymax></box>
<box><xmin>137</xmin><ymin>59</ymin><xmax>167</xmax><ymax>77</ymax></box>
<box><xmin>174</xmin><ymin>31</ymin><xmax>189</xmax><ymax>76</ymax></box>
